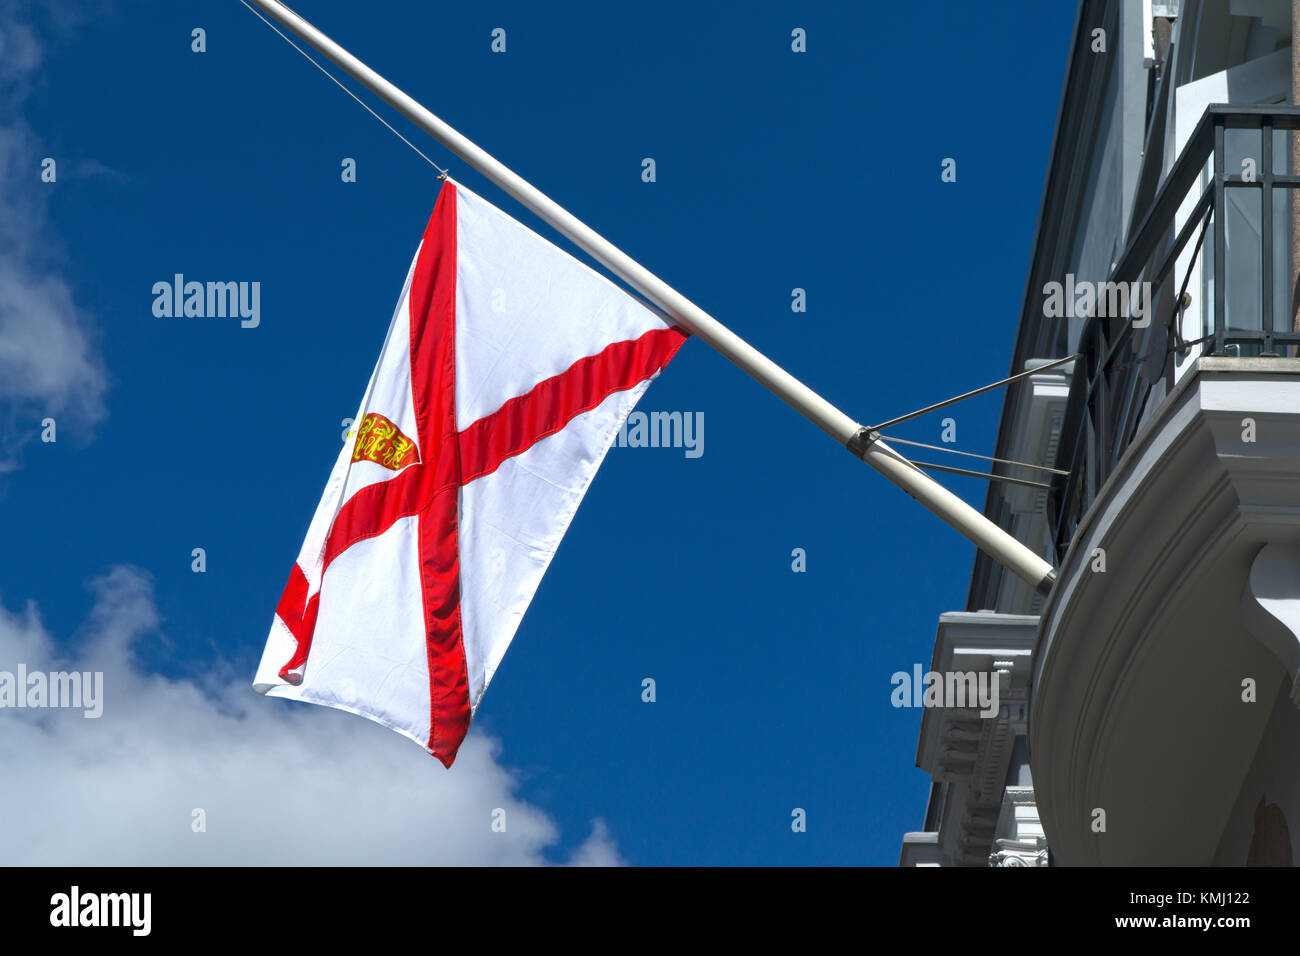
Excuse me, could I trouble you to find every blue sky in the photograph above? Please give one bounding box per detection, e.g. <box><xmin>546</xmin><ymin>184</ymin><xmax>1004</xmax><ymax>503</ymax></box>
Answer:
<box><xmin>0</xmin><ymin>0</ymin><xmax>1076</xmax><ymax>864</ymax></box>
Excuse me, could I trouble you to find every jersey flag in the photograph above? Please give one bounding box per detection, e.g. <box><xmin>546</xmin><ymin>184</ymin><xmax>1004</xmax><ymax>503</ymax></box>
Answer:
<box><xmin>253</xmin><ymin>180</ymin><xmax>687</xmax><ymax>767</ymax></box>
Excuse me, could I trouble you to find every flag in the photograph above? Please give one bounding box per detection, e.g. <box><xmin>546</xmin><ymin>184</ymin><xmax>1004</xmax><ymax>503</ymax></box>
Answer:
<box><xmin>253</xmin><ymin>179</ymin><xmax>687</xmax><ymax>766</ymax></box>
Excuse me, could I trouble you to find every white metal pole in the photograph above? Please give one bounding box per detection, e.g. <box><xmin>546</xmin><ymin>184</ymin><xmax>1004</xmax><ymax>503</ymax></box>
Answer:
<box><xmin>240</xmin><ymin>0</ymin><xmax>1057</xmax><ymax>596</ymax></box>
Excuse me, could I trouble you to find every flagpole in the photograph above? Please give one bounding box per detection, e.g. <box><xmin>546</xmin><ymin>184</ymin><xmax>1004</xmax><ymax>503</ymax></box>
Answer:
<box><xmin>238</xmin><ymin>0</ymin><xmax>1057</xmax><ymax>597</ymax></box>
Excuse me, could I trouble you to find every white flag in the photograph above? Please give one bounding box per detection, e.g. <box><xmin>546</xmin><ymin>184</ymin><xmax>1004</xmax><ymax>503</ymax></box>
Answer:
<box><xmin>254</xmin><ymin>180</ymin><xmax>686</xmax><ymax>766</ymax></box>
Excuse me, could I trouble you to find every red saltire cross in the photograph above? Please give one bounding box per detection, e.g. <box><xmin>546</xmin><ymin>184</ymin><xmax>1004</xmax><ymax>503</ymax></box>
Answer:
<box><xmin>272</xmin><ymin>182</ymin><xmax>686</xmax><ymax>766</ymax></box>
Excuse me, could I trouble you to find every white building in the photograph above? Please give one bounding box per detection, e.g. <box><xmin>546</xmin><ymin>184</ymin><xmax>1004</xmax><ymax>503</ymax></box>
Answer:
<box><xmin>902</xmin><ymin>0</ymin><xmax>1300</xmax><ymax>866</ymax></box>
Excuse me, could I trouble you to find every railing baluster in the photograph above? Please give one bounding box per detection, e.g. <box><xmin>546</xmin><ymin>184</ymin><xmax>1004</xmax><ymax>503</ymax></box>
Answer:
<box><xmin>1262</xmin><ymin>118</ymin><xmax>1274</xmax><ymax>352</ymax></box>
<box><xmin>1214</xmin><ymin>118</ymin><xmax>1226</xmax><ymax>355</ymax></box>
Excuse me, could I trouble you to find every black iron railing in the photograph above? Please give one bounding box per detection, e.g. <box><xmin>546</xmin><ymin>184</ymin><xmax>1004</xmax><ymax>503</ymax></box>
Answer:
<box><xmin>1049</xmin><ymin>106</ymin><xmax>1300</xmax><ymax>561</ymax></box>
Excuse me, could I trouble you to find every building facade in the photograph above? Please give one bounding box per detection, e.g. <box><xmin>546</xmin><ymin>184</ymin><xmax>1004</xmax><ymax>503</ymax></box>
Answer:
<box><xmin>902</xmin><ymin>0</ymin><xmax>1300</xmax><ymax>866</ymax></box>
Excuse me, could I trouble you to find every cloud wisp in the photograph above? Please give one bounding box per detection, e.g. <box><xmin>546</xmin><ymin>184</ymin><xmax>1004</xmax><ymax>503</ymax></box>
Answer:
<box><xmin>0</xmin><ymin>5</ymin><xmax>108</xmax><ymax>472</ymax></box>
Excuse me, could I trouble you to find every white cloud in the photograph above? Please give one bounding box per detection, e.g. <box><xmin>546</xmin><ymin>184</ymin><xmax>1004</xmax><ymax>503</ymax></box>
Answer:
<box><xmin>0</xmin><ymin>566</ymin><xmax>621</xmax><ymax>865</ymax></box>
<box><xmin>0</xmin><ymin>5</ymin><xmax>109</xmax><ymax>470</ymax></box>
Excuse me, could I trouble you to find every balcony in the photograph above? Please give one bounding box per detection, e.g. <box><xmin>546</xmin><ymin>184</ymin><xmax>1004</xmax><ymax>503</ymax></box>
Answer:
<box><xmin>1049</xmin><ymin>106</ymin><xmax>1300</xmax><ymax>560</ymax></box>
<box><xmin>1030</xmin><ymin>107</ymin><xmax>1300</xmax><ymax>865</ymax></box>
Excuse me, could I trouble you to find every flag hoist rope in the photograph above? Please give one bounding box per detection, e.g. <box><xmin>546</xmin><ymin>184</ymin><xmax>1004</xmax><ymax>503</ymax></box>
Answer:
<box><xmin>239</xmin><ymin>0</ymin><xmax>1057</xmax><ymax>597</ymax></box>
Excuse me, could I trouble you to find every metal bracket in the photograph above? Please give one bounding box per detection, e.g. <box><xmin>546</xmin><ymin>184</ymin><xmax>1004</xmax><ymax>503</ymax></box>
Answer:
<box><xmin>845</xmin><ymin>427</ymin><xmax>879</xmax><ymax>459</ymax></box>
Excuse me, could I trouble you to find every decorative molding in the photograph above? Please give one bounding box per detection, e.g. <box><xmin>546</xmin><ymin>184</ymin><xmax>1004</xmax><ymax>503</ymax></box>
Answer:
<box><xmin>899</xmin><ymin>831</ymin><xmax>943</xmax><ymax>867</ymax></box>
<box><xmin>913</xmin><ymin>612</ymin><xmax>1040</xmax><ymax>866</ymax></box>
<box><xmin>995</xmin><ymin>363</ymin><xmax>1070</xmax><ymax>617</ymax></box>
<box><xmin>1005</xmin><ymin>365</ymin><xmax>1071</xmax><ymax>518</ymax></box>
<box><xmin>989</xmin><ymin>787</ymin><xmax>1049</xmax><ymax>867</ymax></box>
